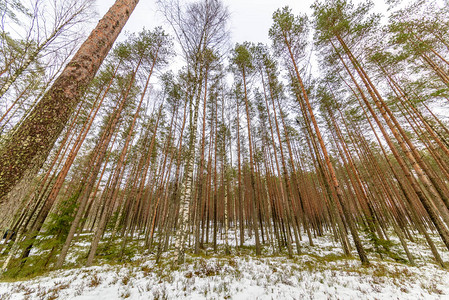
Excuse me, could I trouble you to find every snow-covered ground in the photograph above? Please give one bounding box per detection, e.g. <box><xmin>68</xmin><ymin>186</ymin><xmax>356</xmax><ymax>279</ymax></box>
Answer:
<box><xmin>1</xmin><ymin>231</ymin><xmax>448</xmax><ymax>299</ymax></box>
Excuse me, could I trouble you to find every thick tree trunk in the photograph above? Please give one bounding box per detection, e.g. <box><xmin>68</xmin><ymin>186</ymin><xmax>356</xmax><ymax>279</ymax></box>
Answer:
<box><xmin>0</xmin><ymin>0</ymin><xmax>139</xmax><ymax>205</ymax></box>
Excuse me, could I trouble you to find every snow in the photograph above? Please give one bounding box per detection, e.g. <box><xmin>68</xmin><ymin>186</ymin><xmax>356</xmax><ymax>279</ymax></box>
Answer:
<box><xmin>1</xmin><ymin>231</ymin><xmax>448</xmax><ymax>299</ymax></box>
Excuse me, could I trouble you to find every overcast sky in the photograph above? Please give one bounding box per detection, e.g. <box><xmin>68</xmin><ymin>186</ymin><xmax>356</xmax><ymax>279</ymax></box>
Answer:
<box><xmin>95</xmin><ymin>0</ymin><xmax>315</xmax><ymax>46</ymax></box>
<box><xmin>91</xmin><ymin>0</ymin><xmax>395</xmax><ymax>87</ymax></box>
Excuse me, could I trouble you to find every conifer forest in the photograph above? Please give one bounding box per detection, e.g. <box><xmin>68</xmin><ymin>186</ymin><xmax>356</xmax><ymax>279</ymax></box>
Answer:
<box><xmin>1</xmin><ymin>0</ymin><xmax>449</xmax><ymax>298</ymax></box>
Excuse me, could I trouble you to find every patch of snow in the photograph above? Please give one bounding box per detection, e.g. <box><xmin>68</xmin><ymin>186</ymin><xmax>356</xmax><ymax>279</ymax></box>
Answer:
<box><xmin>1</xmin><ymin>230</ymin><xmax>448</xmax><ymax>299</ymax></box>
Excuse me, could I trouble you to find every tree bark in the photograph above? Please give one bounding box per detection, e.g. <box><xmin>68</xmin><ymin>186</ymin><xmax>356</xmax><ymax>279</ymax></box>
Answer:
<box><xmin>0</xmin><ymin>0</ymin><xmax>139</xmax><ymax>206</ymax></box>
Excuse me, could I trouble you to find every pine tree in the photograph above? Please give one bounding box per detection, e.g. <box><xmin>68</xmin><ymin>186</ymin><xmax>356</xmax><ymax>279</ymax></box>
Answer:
<box><xmin>0</xmin><ymin>0</ymin><xmax>139</xmax><ymax>210</ymax></box>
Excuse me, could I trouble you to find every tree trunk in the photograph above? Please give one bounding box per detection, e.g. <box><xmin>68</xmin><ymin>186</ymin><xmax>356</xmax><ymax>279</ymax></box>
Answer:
<box><xmin>284</xmin><ymin>34</ymin><xmax>369</xmax><ymax>265</ymax></box>
<box><xmin>0</xmin><ymin>0</ymin><xmax>139</xmax><ymax>206</ymax></box>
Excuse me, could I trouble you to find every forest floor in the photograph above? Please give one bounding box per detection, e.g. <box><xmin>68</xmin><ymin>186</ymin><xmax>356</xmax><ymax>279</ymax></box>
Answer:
<box><xmin>0</xmin><ymin>230</ymin><xmax>448</xmax><ymax>299</ymax></box>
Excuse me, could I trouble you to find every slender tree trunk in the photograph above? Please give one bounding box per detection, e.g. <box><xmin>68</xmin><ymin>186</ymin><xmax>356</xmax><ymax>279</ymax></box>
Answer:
<box><xmin>55</xmin><ymin>61</ymin><xmax>141</xmax><ymax>269</ymax></box>
<box><xmin>241</xmin><ymin>67</ymin><xmax>261</xmax><ymax>255</ymax></box>
<box><xmin>86</xmin><ymin>58</ymin><xmax>155</xmax><ymax>266</ymax></box>
<box><xmin>284</xmin><ymin>33</ymin><xmax>369</xmax><ymax>265</ymax></box>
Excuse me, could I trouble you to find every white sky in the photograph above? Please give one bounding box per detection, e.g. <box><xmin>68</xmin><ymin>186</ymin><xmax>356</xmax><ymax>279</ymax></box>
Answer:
<box><xmin>94</xmin><ymin>0</ymin><xmax>315</xmax><ymax>46</ymax></box>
